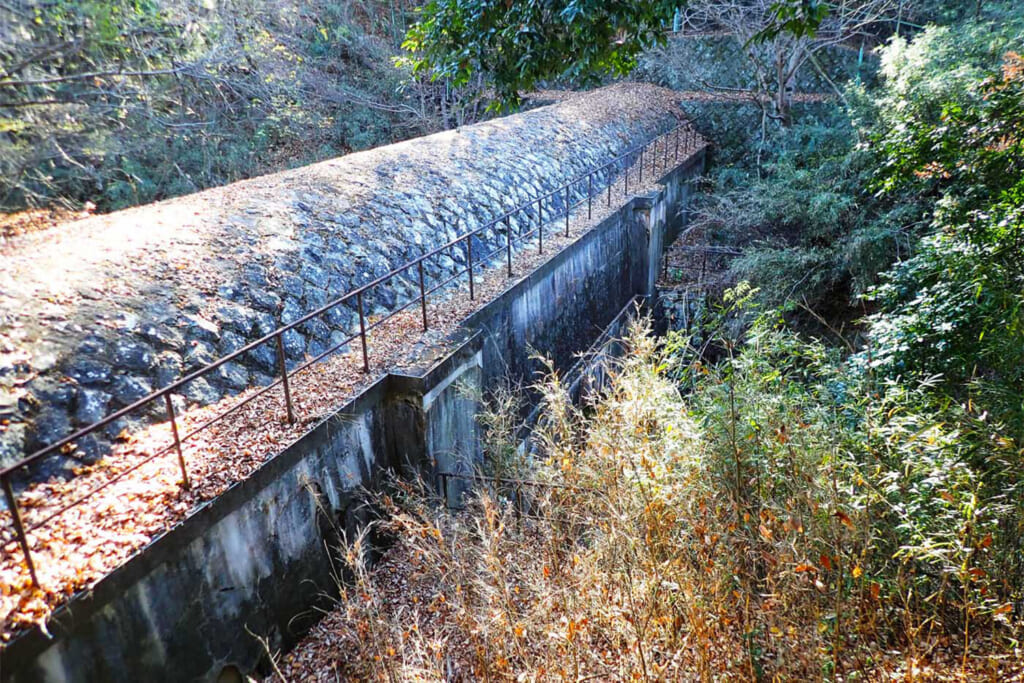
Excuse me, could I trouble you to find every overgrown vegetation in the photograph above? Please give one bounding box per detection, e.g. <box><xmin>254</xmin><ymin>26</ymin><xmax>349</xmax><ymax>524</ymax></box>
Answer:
<box><xmin>689</xmin><ymin>4</ymin><xmax>1022</xmax><ymax>314</ymax></box>
<box><xmin>0</xmin><ymin>0</ymin><xmax>490</xmax><ymax>213</ymax></box>
<box><xmin>285</xmin><ymin>310</ymin><xmax>1021</xmax><ymax>678</ymax></box>
<box><xmin>269</xmin><ymin>1</ymin><xmax>1024</xmax><ymax>679</ymax></box>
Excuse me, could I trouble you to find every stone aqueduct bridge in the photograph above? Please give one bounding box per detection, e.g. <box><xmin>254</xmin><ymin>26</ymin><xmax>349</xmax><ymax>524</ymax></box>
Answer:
<box><xmin>1</xmin><ymin>83</ymin><xmax>683</xmax><ymax>473</ymax></box>
<box><xmin>0</xmin><ymin>83</ymin><xmax>706</xmax><ymax>681</ymax></box>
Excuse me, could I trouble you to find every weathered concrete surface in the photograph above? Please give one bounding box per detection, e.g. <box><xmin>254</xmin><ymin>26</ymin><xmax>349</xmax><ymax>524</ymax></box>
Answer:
<box><xmin>0</xmin><ymin>125</ymin><xmax>704</xmax><ymax>683</ymax></box>
<box><xmin>0</xmin><ymin>84</ymin><xmax>684</xmax><ymax>473</ymax></box>
<box><xmin>2</xmin><ymin>377</ymin><xmax>395</xmax><ymax>682</ymax></box>
<box><xmin>463</xmin><ymin>150</ymin><xmax>704</xmax><ymax>396</ymax></box>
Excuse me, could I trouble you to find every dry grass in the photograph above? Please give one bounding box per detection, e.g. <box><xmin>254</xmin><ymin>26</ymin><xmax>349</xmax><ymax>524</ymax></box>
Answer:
<box><xmin>271</xmin><ymin>320</ymin><xmax>1024</xmax><ymax>682</ymax></box>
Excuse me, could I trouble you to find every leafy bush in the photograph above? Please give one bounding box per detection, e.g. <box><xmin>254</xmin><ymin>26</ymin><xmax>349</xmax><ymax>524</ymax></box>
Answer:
<box><xmin>689</xmin><ymin>109</ymin><xmax>911</xmax><ymax>312</ymax></box>
<box><xmin>860</xmin><ymin>26</ymin><xmax>1024</xmax><ymax>444</ymax></box>
<box><xmin>637</xmin><ymin>33</ymin><xmax>879</xmax><ymax>95</ymax></box>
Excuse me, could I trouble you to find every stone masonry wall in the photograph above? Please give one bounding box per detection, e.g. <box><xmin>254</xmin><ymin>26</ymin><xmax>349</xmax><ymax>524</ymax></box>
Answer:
<box><xmin>0</xmin><ymin>84</ymin><xmax>684</xmax><ymax>477</ymax></box>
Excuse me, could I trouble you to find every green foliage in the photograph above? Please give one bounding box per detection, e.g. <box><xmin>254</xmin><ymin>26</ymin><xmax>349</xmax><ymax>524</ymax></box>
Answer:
<box><xmin>676</xmin><ymin>11</ymin><xmax>1024</xmax><ymax>332</ymax></box>
<box><xmin>401</xmin><ymin>0</ymin><xmax>677</xmax><ymax>106</ymax></box>
<box><xmin>636</xmin><ymin>33</ymin><xmax>879</xmax><ymax>97</ymax></box>
<box><xmin>667</xmin><ymin>298</ymin><xmax>1023</xmax><ymax>658</ymax></box>
<box><xmin>908</xmin><ymin>0</ymin><xmax>1021</xmax><ymax>26</ymax></box>
<box><xmin>0</xmin><ymin>0</ymin><xmax>478</xmax><ymax>212</ymax></box>
<box><xmin>858</xmin><ymin>23</ymin><xmax>1024</xmax><ymax>447</ymax></box>
<box><xmin>869</xmin><ymin>19</ymin><xmax>1024</xmax><ymax>208</ymax></box>
<box><xmin>661</xmin><ymin>14</ymin><xmax>1024</xmax><ymax>653</ymax></box>
<box><xmin>754</xmin><ymin>0</ymin><xmax>831</xmax><ymax>42</ymax></box>
<box><xmin>693</xmin><ymin>108</ymin><xmax>912</xmax><ymax>310</ymax></box>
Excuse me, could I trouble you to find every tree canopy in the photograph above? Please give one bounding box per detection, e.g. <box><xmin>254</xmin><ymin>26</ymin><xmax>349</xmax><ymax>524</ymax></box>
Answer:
<box><xmin>403</xmin><ymin>0</ymin><xmax>902</xmax><ymax>115</ymax></box>
<box><xmin>402</xmin><ymin>0</ymin><xmax>680</xmax><ymax>106</ymax></box>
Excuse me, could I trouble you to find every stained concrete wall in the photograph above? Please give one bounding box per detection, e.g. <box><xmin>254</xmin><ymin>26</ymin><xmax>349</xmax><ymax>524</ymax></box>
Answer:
<box><xmin>1</xmin><ymin>144</ymin><xmax>704</xmax><ymax>683</ymax></box>
<box><xmin>4</xmin><ymin>381</ymin><xmax>394</xmax><ymax>681</ymax></box>
<box><xmin>464</xmin><ymin>149</ymin><xmax>704</xmax><ymax>392</ymax></box>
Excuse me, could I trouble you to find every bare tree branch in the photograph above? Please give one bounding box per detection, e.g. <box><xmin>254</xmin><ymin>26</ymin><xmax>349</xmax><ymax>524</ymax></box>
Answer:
<box><xmin>0</xmin><ymin>64</ymin><xmax>190</xmax><ymax>88</ymax></box>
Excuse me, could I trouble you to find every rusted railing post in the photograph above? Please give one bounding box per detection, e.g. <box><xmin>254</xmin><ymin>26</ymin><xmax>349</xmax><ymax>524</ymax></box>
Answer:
<box><xmin>505</xmin><ymin>216</ymin><xmax>513</xmax><ymax>277</ymax></box>
<box><xmin>624</xmin><ymin>164</ymin><xmax>629</xmax><ymax>196</ymax></box>
<box><xmin>607</xmin><ymin>167</ymin><xmax>612</xmax><ymax>207</ymax></box>
<box><xmin>675</xmin><ymin>127</ymin><xmax>680</xmax><ymax>160</ymax></box>
<box><xmin>564</xmin><ymin>185</ymin><xmax>570</xmax><ymax>237</ymax></box>
<box><xmin>357</xmin><ymin>292</ymin><xmax>370</xmax><ymax>373</ymax></box>
<box><xmin>275</xmin><ymin>333</ymin><xmax>296</xmax><ymax>423</ymax></box>
<box><xmin>639</xmin><ymin>147</ymin><xmax>644</xmax><ymax>184</ymax></box>
<box><xmin>418</xmin><ymin>260</ymin><xmax>428</xmax><ymax>331</ymax></box>
<box><xmin>466</xmin><ymin>234</ymin><xmax>475</xmax><ymax>300</ymax></box>
<box><xmin>2</xmin><ymin>473</ymin><xmax>38</xmax><ymax>588</ymax></box>
<box><xmin>588</xmin><ymin>172</ymin><xmax>593</xmax><ymax>220</ymax></box>
<box><xmin>164</xmin><ymin>393</ymin><xmax>192</xmax><ymax>488</ymax></box>
<box><xmin>663</xmin><ymin>133</ymin><xmax>669</xmax><ymax>169</ymax></box>
<box><xmin>537</xmin><ymin>198</ymin><xmax>543</xmax><ymax>254</ymax></box>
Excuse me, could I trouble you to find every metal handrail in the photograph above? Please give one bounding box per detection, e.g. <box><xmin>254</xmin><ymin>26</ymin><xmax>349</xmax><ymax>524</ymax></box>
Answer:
<box><xmin>0</xmin><ymin>122</ymin><xmax>706</xmax><ymax>586</ymax></box>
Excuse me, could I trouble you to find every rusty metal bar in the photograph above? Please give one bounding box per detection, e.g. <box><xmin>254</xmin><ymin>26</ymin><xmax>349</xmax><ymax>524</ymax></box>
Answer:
<box><xmin>274</xmin><ymin>333</ymin><xmax>296</xmax><ymax>424</ymax></box>
<box><xmin>588</xmin><ymin>172</ymin><xmax>593</xmax><ymax>220</ymax></box>
<box><xmin>163</xmin><ymin>393</ymin><xmax>191</xmax><ymax>489</ymax></box>
<box><xmin>2</xmin><ymin>474</ymin><xmax>38</xmax><ymax>587</ymax></box>
<box><xmin>564</xmin><ymin>185</ymin><xmax>570</xmax><ymax>237</ymax></box>
<box><xmin>418</xmin><ymin>260</ymin><xmax>428</xmax><ymax>331</ymax></box>
<box><xmin>505</xmin><ymin>216</ymin><xmax>513</xmax><ymax>277</ymax></box>
<box><xmin>357</xmin><ymin>291</ymin><xmax>369</xmax><ymax>373</ymax></box>
<box><xmin>466</xmin><ymin>235</ymin><xmax>475</xmax><ymax>300</ymax></box>
<box><xmin>639</xmin><ymin>147</ymin><xmax>644</xmax><ymax>184</ymax></box>
<box><xmin>663</xmin><ymin>133</ymin><xmax>669</xmax><ymax>169</ymax></box>
<box><xmin>537</xmin><ymin>198</ymin><xmax>543</xmax><ymax>254</ymax></box>
<box><xmin>607</xmin><ymin>171</ymin><xmax>612</xmax><ymax>207</ymax></box>
<box><xmin>675</xmin><ymin>128</ymin><xmax>680</xmax><ymax>160</ymax></box>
